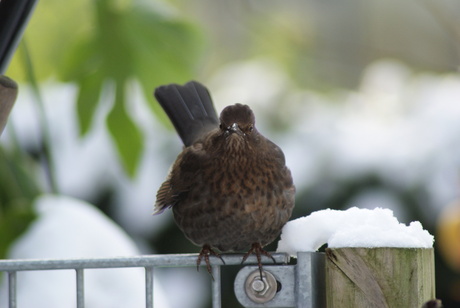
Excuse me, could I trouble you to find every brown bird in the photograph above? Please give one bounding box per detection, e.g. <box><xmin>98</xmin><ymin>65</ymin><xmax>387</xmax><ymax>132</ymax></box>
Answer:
<box><xmin>153</xmin><ymin>81</ymin><xmax>295</xmax><ymax>277</ymax></box>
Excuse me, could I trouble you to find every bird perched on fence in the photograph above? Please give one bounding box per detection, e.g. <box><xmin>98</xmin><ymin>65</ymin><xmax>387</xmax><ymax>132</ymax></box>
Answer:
<box><xmin>153</xmin><ymin>81</ymin><xmax>295</xmax><ymax>278</ymax></box>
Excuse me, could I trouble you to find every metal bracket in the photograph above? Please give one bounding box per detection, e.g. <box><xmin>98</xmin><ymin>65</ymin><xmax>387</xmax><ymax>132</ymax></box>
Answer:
<box><xmin>235</xmin><ymin>265</ymin><xmax>295</xmax><ymax>307</ymax></box>
<box><xmin>234</xmin><ymin>252</ymin><xmax>326</xmax><ymax>308</ymax></box>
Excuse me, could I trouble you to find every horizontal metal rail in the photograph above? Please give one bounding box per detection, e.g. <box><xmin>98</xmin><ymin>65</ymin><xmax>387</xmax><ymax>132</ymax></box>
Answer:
<box><xmin>0</xmin><ymin>253</ymin><xmax>289</xmax><ymax>271</ymax></box>
<box><xmin>0</xmin><ymin>253</ymin><xmax>290</xmax><ymax>308</ymax></box>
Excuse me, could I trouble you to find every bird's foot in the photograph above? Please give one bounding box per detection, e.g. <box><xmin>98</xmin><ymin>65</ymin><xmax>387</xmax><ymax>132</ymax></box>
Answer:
<box><xmin>197</xmin><ymin>244</ymin><xmax>225</xmax><ymax>279</ymax></box>
<box><xmin>241</xmin><ymin>243</ymin><xmax>276</xmax><ymax>278</ymax></box>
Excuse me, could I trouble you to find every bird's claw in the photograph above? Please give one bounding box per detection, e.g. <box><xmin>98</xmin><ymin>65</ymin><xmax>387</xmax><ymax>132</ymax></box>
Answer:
<box><xmin>197</xmin><ymin>245</ymin><xmax>225</xmax><ymax>280</ymax></box>
<box><xmin>241</xmin><ymin>243</ymin><xmax>276</xmax><ymax>278</ymax></box>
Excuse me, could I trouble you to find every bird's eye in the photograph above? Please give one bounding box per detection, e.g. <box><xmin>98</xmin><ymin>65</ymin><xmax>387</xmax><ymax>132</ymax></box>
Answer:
<box><xmin>248</xmin><ymin>125</ymin><xmax>254</xmax><ymax>132</ymax></box>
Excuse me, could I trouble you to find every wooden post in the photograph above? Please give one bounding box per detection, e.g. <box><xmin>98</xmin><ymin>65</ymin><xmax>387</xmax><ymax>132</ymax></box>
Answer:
<box><xmin>325</xmin><ymin>248</ymin><xmax>435</xmax><ymax>308</ymax></box>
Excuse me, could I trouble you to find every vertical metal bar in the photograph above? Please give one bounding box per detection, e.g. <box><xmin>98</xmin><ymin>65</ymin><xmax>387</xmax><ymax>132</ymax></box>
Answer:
<box><xmin>211</xmin><ymin>266</ymin><xmax>221</xmax><ymax>308</ymax></box>
<box><xmin>312</xmin><ymin>252</ymin><xmax>326</xmax><ymax>308</ymax></box>
<box><xmin>76</xmin><ymin>268</ymin><xmax>85</xmax><ymax>308</ymax></box>
<box><xmin>8</xmin><ymin>271</ymin><xmax>17</xmax><ymax>308</ymax></box>
<box><xmin>145</xmin><ymin>267</ymin><xmax>154</xmax><ymax>308</ymax></box>
<box><xmin>296</xmin><ymin>252</ymin><xmax>326</xmax><ymax>308</ymax></box>
<box><xmin>296</xmin><ymin>252</ymin><xmax>310</xmax><ymax>308</ymax></box>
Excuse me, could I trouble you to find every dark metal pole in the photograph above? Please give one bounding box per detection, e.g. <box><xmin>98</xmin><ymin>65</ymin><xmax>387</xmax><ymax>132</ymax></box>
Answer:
<box><xmin>0</xmin><ymin>0</ymin><xmax>38</xmax><ymax>74</ymax></box>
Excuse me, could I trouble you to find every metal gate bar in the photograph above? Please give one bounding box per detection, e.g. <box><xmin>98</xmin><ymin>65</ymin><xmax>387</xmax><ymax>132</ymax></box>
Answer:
<box><xmin>212</xmin><ymin>266</ymin><xmax>221</xmax><ymax>308</ymax></box>
<box><xmin>145</xmin><ymin>267</ymin><xmax>154</xmax><ymax>307</ymax></box>
<box><xmin>76</xmin><ymin>268</ymin><xmax>84</xmax><ymax>308</ymax></box>
<box><xmin>8</xmin><ymin>271</ymin><xmax>16</xmax><ymax>308</ymax></box>
<box><xmin>0</xmin><ymin>253</ymin><xmax>289</xmax><ymax>308</ymax></box>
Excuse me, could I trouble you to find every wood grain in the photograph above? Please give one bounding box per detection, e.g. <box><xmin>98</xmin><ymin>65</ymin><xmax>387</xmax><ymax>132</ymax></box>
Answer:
<box><xmin>326</xmin><ymin>247</ymin><xmax>435</xmax><ymax>308</ymax></box>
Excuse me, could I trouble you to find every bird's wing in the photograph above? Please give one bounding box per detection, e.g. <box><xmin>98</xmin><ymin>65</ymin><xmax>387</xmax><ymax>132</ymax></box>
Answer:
<box><xmin>153</xmin><ymin>178</ymin><xmax>174</xmax><ymax>215</ymax></box>
<box><xmin>266</xmin><ymin>139</ymin><xmax>286</xmax><ymax>166</ymax></box>
<box><xmin>154</xmin><ymin>81</ymin><xmax>219</xmax><ymax>146</ymax></box>
<box><xmin>153</xmin><ymin>142</ymin><xmax>209</xmax><ymax>214</ymax></box>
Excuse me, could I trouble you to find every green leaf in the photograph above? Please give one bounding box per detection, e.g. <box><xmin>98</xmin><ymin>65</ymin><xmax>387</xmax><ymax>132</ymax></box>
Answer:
<box><xmin>0</xmin><ymin>147</ymin><xmax>38</xmax><ymax>259</ymax></box>
<box><xmin>0</xmin><ymin>206</ymin><xmax>36</xmax><ymax>259</ymax></box>
<box><xmin>0</xmin><ymin>148</ymin><xmax>40</xmax><ymax>208</ymax></box>
<box><xmin>75</xmin><ymin>71</ymin><xmax>105</xmax><ymax>135</ymax></box>
<box><xmin>57</xmin><ymin>0</ymin><xmax>205</xmax><ymax>175</ymax></box>
<box><xmin>106</xmin><ymin>85</ymin><xmax>143</xmax><ymax>177</ymax></box>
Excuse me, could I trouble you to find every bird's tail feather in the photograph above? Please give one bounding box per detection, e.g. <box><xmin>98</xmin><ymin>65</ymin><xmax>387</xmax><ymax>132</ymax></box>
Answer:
<box><xmin>154</xmin><ymin>81</ymin><xmax>219</xmax><ymax>146</ymax></box>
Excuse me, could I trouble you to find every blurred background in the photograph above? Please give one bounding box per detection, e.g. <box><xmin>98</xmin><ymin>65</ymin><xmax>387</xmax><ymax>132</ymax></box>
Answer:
<box><xmin>1</xmin><ymin>0</ymin><xmax>460</xmax><ymax>307</ymax></box>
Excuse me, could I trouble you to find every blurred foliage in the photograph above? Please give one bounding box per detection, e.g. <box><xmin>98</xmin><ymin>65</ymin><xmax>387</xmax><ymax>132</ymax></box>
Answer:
<box><xmin>0</xmin><ymin>147</ymin><xmax>38</xmax><ymax>259</ymax></box>
<box><xmin>0</xmin><ymin>0</ymin><xmax>206</xmax><ymax>265</ymax></box>
<box><xmin>6</xmin><ymin>0</ymin><xmax>93</xmax><ymax>82</ymax></box>
<box><xmin>59</xmin><ymin>0</ymin><xmax>205</xmax><ymax>176</ymax></box>
<box><xmin>1</xmin><ymin>0</ymin><xmax>207</xmax><ymax>257</ymax></box>
<box><xmin>8</xmin><ymin>0</ymin><xmax>205</xmax><ymax>176</ymax></box>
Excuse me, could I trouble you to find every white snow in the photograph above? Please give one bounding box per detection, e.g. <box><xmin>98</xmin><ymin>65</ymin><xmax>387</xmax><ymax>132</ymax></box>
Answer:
<box><xmin>277</xmin><ymin>207</ymin><xmax>434</xmax><ymax>257</ymax></box>
<box><xmin>0</xmin><ymin>195</ymin><xmax>171</xmax><ymax>308</ymax></box>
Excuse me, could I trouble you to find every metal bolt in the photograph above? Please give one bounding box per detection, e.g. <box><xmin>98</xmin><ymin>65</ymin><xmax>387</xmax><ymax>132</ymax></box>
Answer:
<box><xmin>251</xmin><ymin>279</ymin><xmax>266</xmax><ymax>293</ymax></box>
<box><xmin>244</xmin><ymin>269</ymin><xmax>278</xmax><ymax>303</ymax></box>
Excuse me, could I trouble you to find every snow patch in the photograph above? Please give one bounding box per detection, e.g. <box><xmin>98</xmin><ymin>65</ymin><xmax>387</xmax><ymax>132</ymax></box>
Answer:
<box><xmin>277</xmin><ymin>207</ymin><xmax>434</xmax><ymax>257</ymax></box>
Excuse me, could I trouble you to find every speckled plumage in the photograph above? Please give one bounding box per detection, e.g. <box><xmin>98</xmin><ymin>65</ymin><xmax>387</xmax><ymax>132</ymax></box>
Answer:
<box><xmin>154</xmin><ymin>81</ymin><xmax>295</xmax><ymax>275</ymax></box>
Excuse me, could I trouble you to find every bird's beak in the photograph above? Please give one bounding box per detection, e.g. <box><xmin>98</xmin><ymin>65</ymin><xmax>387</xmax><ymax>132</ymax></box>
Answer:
<box><xmin>227</xmin><ymin>123</ymin><xmax>244</xmax><ymax>136</ymax></box>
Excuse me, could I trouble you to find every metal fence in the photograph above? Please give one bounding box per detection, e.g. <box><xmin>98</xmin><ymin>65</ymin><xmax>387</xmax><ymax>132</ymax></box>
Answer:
<box><xmin>0</xmin><ymin>252</ymin><xmax>325</xmax><ymax>308</ymax></box>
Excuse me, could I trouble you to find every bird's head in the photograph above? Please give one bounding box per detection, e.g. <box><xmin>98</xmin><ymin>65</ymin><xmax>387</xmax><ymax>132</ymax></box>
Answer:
<box><xmin>219</xmin><ymin>103</ymin><xmax>256</xmax><ymax>137</ymax></box>
<box><xmin>216</xmin><ymin>104</ymin><xmax>259</xmax><ymax>156</ymax></box>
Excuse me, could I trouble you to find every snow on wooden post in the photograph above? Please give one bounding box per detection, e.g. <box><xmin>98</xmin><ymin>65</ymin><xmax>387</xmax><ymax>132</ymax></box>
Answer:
<box><xmin>277</xmin><ymin>208</ymin><xmax>436</xmax><ymax>307</ymax></box>
<box><xmin>325</xmin><ymin>247</ymin><xmax>435</xmax><ymax>308</ymax></box>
